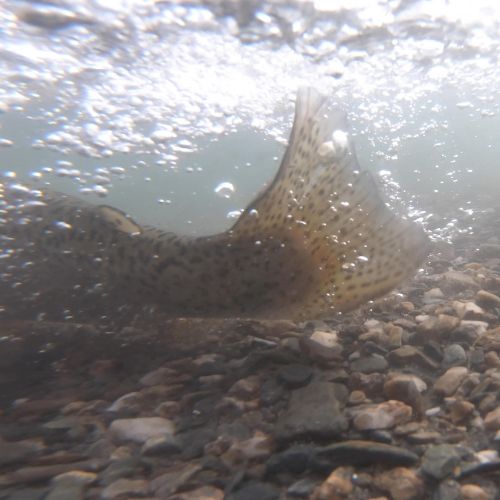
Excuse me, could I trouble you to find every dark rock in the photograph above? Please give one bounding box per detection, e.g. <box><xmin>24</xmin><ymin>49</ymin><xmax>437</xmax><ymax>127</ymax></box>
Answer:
<box><xmin>350</xmin><ymin>354</ymin><xmax>388</xmax><ymax>373</ymax></box>
<box><xmin>179</xmin><ymin>427</ymin><xmax>217</xmax><ymax>460</ymax></box>
<box><xmin>440</xmin><ymin>271</ymin><xmax>480</xmax><ymax>293</ymax></box>
<box><xmin>46</xmin><ymin>471</ymin><xmax>96</xmax><ymax>500</ymax></box>
<box><xmin>227</xmin><ymin>480</ymin><xmax>279</xmax><ymax>500</ymax></box>
<box><xmin>457</xmin><ymin>459</ymin><xmax>500</xmax><ymax>478</ymax></box>
<box><xmin>0</xmin><ymin>438</ymin><xmax>40</xmax><ymax>466</ymax></box>
<box><xmin>274</xmin><ymin>382</ymin><xmax>348</xmax><ymax>442</ymax></box>
<box><xmin>151</xmin><ymin>463</ymin><xmax>201</xmax><ymax>497</ymax></box>
<box><xmin>442</xmin><ymin>344</ymin><xmax>467</xmax><ymax>367</ymax></box>
<box><xmin>348</xmin><ymin>372</ymin><xmax>384</xmax><ymax>397</ymax></box>
<box><xmin>469</xmin><ymin>349</ymin><xmax>485</xmax><ymax>370</ymax></box>
<box><xmin>266</xmin><ymin>445</ymin><xmax>315</xmax><ymax>475</ymax></box>
<box><xmin>388</xmin><ymin>345</ymin><xmax>439</xmax><ymax>370</ymax></box>
<box><xmin>100</xmin><ymin>457</ymin><xmax>147</xmax><ymax>485</ymax></box>
<box><xmin>287</xmin><ymin>478</ymin><xmax>319</xmax><ymax>498</ymax></box>
<box><xmin>433</xmin><ymin>479</ymin><xmax>461</xmax><ymax>500</ymax></box>
<box><xmin>313</xmin><ymin>440</ymin><xmax>418</xmax><ymax>471</ymax></box>
<box><xmin>260</xmin><ymin>378</ymin><xmax>284</xmax><ymax>406</ymax></box>
<box><xmin>0</xmin><ymin>488</ymin><xmax>49</xmax><ymax>500</ymax></box>
<box><xmin>277</xmin><ymin>364</ymin><xmax>313</xmax><ymax>388</ymax></box>
<box><xmin>421</xmin><ymin>444</ymin><xmax>462</xmax><ymax>480</ymax></box>
<box><xmin>141</xmin><ymin>435</ymin><xmax>181</xmax><ymax>457</ymax></box>
<box><xmin>101</xmin><ymin>478</ymin><xmax>149</xmax><ymax>500</ymax></box>
<box><xmin>1</xmin><ymin>460</ymin><xmax>107</xmax><ymax>486</ymax></box>
<box><xmin>423</xmin><ymin>341</ymin><xmax>444</xmax><ymax>362</ymax></box>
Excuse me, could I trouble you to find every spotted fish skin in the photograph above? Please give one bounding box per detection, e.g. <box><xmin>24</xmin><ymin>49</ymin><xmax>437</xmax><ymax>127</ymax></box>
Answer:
<box><xmin>1</xmin><ymin>88</ymin><xmax>429</xmax><ymax>320</ymax></box>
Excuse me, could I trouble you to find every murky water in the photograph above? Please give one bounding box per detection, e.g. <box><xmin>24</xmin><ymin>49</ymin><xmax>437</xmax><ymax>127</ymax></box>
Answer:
<box><xmin>1</xmin><ymin>0</ymin><xmax>500</xmax><ymax>320</ymax></box>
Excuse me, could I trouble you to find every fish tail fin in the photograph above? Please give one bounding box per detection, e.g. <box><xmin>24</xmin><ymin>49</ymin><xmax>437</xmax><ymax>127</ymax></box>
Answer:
<box><xmin>231</xmin><ymin>87</ymin><xmax>429</xmax><ymax>318</ymax></box>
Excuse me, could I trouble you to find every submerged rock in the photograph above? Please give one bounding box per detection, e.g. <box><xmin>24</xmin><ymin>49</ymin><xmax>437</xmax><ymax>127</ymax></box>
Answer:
<box><xmin>275</xmin><ymin>381</ymin><xmax>348</xmax><ymax>442</ymax></box>
<box><xmin>421</xmin><ymin>444</ymin><xmax>463</xmax><ymax>480</ymax></box>
<box><xmin>313</xmin><ymin>440</ymin><xmax>419</xmax><ymax>470</ymax></box>
<box><xmin>109</xmin><ymin>417</ymin><xmax>175</xmax><ymax>444</ymax></box>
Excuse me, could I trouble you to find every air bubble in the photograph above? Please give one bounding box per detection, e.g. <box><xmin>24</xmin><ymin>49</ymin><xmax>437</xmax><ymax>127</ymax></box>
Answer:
<box><xmin>332</xmin><ymin>130</ymin><xmax>349</xmax><ymax>150</ymax></box>
<box><xmin>214</xmin><ymin>181</ymin><xmax>235</xmax><ymax>199</ymax></box>
<box><xmin>227</xmin><ymin>209</ymin><xmax>242</xmax><ymax>219</ymax></box>
<box><xmin>54</xmin><ymin>221</ymin><xmax>72</xmax><ymax>230</ymax></box>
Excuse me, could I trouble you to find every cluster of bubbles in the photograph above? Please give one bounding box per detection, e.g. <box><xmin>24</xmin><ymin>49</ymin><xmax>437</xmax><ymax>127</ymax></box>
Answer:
<box><xmin>1</xmin><ymin>0</ymin><xmax>500</xmax><ymax>236</ymax></box>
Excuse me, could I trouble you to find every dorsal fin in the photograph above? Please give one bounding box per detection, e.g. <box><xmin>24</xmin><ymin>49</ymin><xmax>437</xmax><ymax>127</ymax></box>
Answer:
<box><xmin>98</xmin><ymin>205</ymin><xmax>143</xmax><ymax>235</ymax></box>
<box><xmin>231</xmin><ymin>87</ymin><xmax>428</xmax><ymax>317</ymax></box>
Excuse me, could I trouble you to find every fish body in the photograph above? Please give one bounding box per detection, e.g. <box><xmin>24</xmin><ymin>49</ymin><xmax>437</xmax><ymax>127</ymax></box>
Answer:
<box><xmin>1</xmin><ymin>88</ymin><xmax>429</xmax><ymax>320</ymax></box>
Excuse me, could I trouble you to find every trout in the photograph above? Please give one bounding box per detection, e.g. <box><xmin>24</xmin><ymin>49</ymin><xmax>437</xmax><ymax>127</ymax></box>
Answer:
<box><xmin>0</xmin><ymin>88</ymin><xmax>429</xmax><ymax>320</ymax></box>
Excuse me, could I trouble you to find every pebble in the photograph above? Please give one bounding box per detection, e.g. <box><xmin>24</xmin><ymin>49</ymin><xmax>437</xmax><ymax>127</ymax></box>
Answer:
<box><xmin>2</xmin><ymin>459</ymin><xmax>107</xmax><ymax>486</ymax></box>
<box><xmin>373</xmin><ymin>467</ymin><xmax>424</xmax><ymax>500</ymax></box>
<box><xmin>169</xmin><ymin>485</ymin><xmax>225</xmax><ymax>500</ymax></box>
<box><xmin>460</xmin><ymin>483</ymin><xmax>492</xmax><ymax>500</ymax></box>
<box><xmin>440</xmin><ymin>271</ymin><xmax>480</xmax><ymax>292</ymax></box>
<box><xmin>383</xmin><ymin>374</ymin><xmax>425</xmax><ymax>414</ymax></box>
<box><xmin>310</xmin><ymin>329</ymin><xmax>340</xmax><ymax>348</ymax></box>
<box><xmin>423</xmin><ymin>287</ymin><xmax>445</xmax><ymax>303</ymax></box>
<box><xmin>151</xmin><ymin>463</ymin><xmax>201</xmax><ymax>497</ymax></box>
<box><xmin>107</xmin><ymin>392</ymin><xmax>142</xmax><ymax>413</ymax></box>
<box><xmin>101</xmin><ymin>478</ymin><xmax>150</xmax><ymax>499</ymax></box>
<box><xmin>275</xmin><ymin>381</ymin><xmax>348</xmax><ymax>442</ymax></box>
<box><xmin>388</xmin><ymin>345</ymin><xmax>439</xmax><ymax>370</ymax></box>
<box><xmin>155</xmin><ymin>400</ymin><xmax>181</xmax><ymax>418</ymax></box>
<box><xmin>476</xmin><ymin>289</ymin><xmax>500</xmax><ymax>308</ymax></box>
<box><xmin>313</xmin><ymin>440</ymin><xmax>418</xmax><ymax>470</ymax></box>
<box><xmin>0</xmin><ymin>438</ymin><xmax>41</xmax><ymax>466</ymax></box>
<box><xmin>442</xmin><ymin>344</ymin><xmax>467</xmax><ymax>367</ymax></box>
<box><xmin>400</xmin><ymin>301</ymin><xmax>415</xmax><ymax>312</ymax></box>
<box><xmin>433</xmin><ymin>366</ymin><xmax>469</xmax><ymax>397</ymax></box>
<box><xmin>46</xmin><ymin>471</ymin><xmax>96</xmax><ymax>500</ymax></box>
<box><xmin>300</xmin><ymin>335</ymin><xmax>342</xmax><ymax>361</ymax></box>
<box><xmin>228</xmin><ymin>375</ymin><xmax>261</xmax><ymax>399</ymax></box>
<box><xmin>421</xmin><ymin>444</ymin><xmax>462</xmax><ymax>480</ymax></box>
<box><xmin>452</xmin><ymin>301</ymin><xmax>487</xmax><ymax>320</ymax></box>
<box><xmin>435</xmin><ymin>479</ymin><xmax>461</xmax><ymax>500</ymax></box>
<box><xmin>455</xmin><ymin>320</ymin><xmax>489</xmax><ymax>341</ymax></box>
<box><xmin>311</xmin><ymin>466</ymin><xmax>353</xmax><ymax>499</ymax></box>
<box><xmin>277</xmin><ymin>364</ymin><xmax>313</xmax><ymax>388</ymax></box>
<box><xmin>100</xmin><ymin>457</ymin><xmax>144</xmax><ymax>485</ymax></box>
<box><xmin>449</xmin><ymin>400</ymin><xmax>475</xmax><ymax>424</ymax></box>
<box><xmin>484</xmin><ymin>406</ymin><xmax>500</xmax><ymax>431</ymax></box>
<box><xmin>352</xmin><ymin>400</ymin><xmax>412</xmax><ymax>431</ymax></box>
<box><xmin>287</xmin><ymin>478</ymin><xmax>319</xmax><ymax>498</ymax></box>
<box><xmin>227</xmin><ymin>480</ymin><xmax>279</xmax><ymax>500</ymax></box>
<box><xmin>350</xmin><ymin>353</ymin><xmax>388</xmax><ymax>373</ymax></box>
<box><xmin>416</xmin><ymin>314</ymin><xmax>460</xmax><ymax>341</ymax></box>
<box><xmin>348</xmin><ymin>390</ymin><xmax>368</xmax><ymax>405</ymax></box>
<box><xmin>140</xmin><ymin>434</ymin><xmax>181</xmax><ymax>456</ymax></box>
<box><xmin>222</xmin><ymin>432</ymin><xmax>273</xmax><ymax>466</ymax></box>
<box><xmin>109</xmin><ymin>417</ymin><xmax>175</xmax><ymax>444</ymax></box>
<box><xmin>349</xmin><ymin>372</ymin><xmax>385</xmax><ymax>397</ymax></box>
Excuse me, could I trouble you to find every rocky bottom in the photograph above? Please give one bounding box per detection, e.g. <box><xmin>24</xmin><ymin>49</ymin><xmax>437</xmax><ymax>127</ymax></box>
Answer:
<box><xmin>1</xmin><ymin>211</ymin><xmax>500</xmax><ymax>500</ymax></box>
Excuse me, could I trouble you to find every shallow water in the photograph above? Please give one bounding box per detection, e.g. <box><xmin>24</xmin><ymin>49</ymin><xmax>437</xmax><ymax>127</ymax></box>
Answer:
<box><xmin>2</xmin><ymin>0</ymin><xmax>500</xmax><ymax>236</ymax></box>
<box><xmin>1</xmin><ymin>5</ymin><xmax>500</xmax><ymax>498</ymax></box>
<box><xmin>2</xmin><ymin>0</ymin><xmax>500</xmax><ymax>323</ymax></box>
